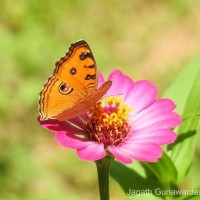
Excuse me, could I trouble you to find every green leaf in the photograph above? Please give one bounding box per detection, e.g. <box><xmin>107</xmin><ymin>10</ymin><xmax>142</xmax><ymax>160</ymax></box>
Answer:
<box><xmin>163</xmin><ymin>55</ymin><xmax>200</xmax><ymax>182</ymax></box>
<box><xmin>110</xmin><ymin>161</ymin><xmax>162</xmax><ymax>193</ymax></box>
<box><xmin>175</xmin><ymin>186</ymin><xmax>200</xmax><ymax>200</ymax></box>
<box><xmin>143</xmin><ymin>152</ymin><xmax>177</xmax><ymax>186</ymax></box>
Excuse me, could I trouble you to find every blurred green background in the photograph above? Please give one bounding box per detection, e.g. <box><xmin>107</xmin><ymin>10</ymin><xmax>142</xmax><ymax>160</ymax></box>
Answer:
<box><xmin>0</xmin><ymin>0</ymin><xmax>200</xmax><ymax>199</ymax></box>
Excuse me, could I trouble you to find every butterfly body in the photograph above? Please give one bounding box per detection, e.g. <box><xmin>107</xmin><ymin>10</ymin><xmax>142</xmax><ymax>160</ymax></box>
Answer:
<box><xmin>39</xmin><ymin>40</ymin><xmax>112</xmax><ymax>121</ymax></box>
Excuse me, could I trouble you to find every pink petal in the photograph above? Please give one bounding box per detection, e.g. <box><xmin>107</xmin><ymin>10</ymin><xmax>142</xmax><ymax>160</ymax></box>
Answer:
<box><xmin>119</xmin><ymin>143</ymin><xmax>162</xmax><ymax>162</ymax></box>
<box><xmin>134</xmin><ymin>112</ymin><xmax>181</xmax><ymax>131</ymax></box>
<box><xmin>107</xmin><ymin>70</ymin><xmax>134</xmax><ymax>96</ymax></box>
<box><xmin>77</xmin><ymin>142</ymin><xmax>106</xmax><ymax>161</ymax></box>
<box><xmin>126</xmin><ymin>129</ymin><xmax>177</xmax><ymax>145</ymax></box>
<box><xmin>107</xmin><ymin>145</ymin><xmax>133</xmax><ymax>164</ymax></box>
<box><xmin>55</xmin><ymin>132</ymin><xmax>92</xmax><ymax>149</ymax></box>
<box><xmin>125</xmin><ymin>80</ymin><xmax>158</xmax><ymax>116</ymax></box>
<box><xmin>98</xmin><ymin>71</ymin><xmax>105</xmax><ymax>88</ymax></box>
<box><xmin>38</xmin><ymin>117</ymin><xmax>85</xmax><ymax>135</ymax></box>
<box><xmin>132</xmin><ymin>99</ymin><xmax>176</xmax><ymax>121</ymax></box>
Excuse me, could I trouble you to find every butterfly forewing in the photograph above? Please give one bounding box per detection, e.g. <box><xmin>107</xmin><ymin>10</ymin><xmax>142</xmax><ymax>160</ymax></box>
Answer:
<box><xmin>55</xmin><ymin>40</ymin><xmax>97</xmax><ymax>96</ymax></box>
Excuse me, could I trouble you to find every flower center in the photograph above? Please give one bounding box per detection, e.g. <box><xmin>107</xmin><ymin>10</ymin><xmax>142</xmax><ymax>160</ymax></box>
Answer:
<box><xmin>86</xmin><ymin>97</ymin><xmax>132</xmax><ymax>148</ymax></box>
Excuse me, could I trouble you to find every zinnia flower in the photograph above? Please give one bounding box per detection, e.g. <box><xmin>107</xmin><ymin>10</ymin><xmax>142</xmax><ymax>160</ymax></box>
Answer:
<box><xmin>38</xmin><ymin>70</ymin><xmax>181</xmax><ymax>164</ymax></box>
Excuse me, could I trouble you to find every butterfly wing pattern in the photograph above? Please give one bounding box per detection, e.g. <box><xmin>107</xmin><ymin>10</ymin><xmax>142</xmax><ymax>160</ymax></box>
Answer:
<box><xmin>55</xmin><ymin>40</ymin><xmax>98</xmax><ymax>95</ymax></box>
<box><xmin>39</xmin><ymin>40</ymin><xmax>112</xmax><ymax>121</ymax></box>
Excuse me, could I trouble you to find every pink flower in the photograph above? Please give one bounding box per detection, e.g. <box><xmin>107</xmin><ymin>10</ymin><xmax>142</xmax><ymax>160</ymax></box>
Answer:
<box><xmin>38</xmin><ymin>70</ymin><xmax>181</xmax><ymax>164</ymax></box>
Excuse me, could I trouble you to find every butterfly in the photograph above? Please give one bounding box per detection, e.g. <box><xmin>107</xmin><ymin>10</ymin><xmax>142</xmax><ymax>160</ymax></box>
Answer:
<box><xmin>39</xmin><ymin>40</ymin><xmax>112</xmax><ymax>121</ymax></box>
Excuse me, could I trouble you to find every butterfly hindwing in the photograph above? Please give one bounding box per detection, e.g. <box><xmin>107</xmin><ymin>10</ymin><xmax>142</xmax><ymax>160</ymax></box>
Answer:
<box><xmin>39</xmin><ymin>75</ymin><xmax>81</xmax><ymax>119</ymax></box>
<box><xmin>56</xmin><ymin>80</ymin><xmax>112</xmax><ymax>121</ymax></box>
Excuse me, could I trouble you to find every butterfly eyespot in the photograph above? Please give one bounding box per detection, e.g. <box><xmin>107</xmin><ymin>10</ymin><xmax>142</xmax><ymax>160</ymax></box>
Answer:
<box><xmin>70</xmin><ymin>67</ymin><xmax>77</xmax><ymax>75</ymax></box>
<box><xmin>80</xmin><ymin>51</ymin><xmax>92</xmax><ymax>60</ymax></box>
<box><xmin>79</xmin><ymin>52</ymin><xmax>87</xmax><ymax>60</ymax></box>
<box><xmin>59</xmin><ymin>83</ymin><xmax>73</xmax><ymax>94</ymax></box>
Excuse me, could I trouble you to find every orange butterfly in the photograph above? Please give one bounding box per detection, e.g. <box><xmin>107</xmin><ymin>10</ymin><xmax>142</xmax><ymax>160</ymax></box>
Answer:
<box><xmin>39</xmin><ymin>40</ymin><xmax>112</xmax><ymax>121</ymax></box>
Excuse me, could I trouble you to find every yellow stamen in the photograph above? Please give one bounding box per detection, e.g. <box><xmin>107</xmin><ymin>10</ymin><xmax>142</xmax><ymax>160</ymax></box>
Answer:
<box><xmin>87</xmin><ymin>96</ymin><xmax>133</xmax><ymax>147</ymax></box>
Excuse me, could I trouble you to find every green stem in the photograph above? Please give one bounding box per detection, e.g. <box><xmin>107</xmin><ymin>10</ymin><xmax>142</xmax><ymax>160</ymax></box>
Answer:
<box><xmin>95</xmin><ymin>155</ymin><xmax>114</xmax><ymax>200</ymax></box>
